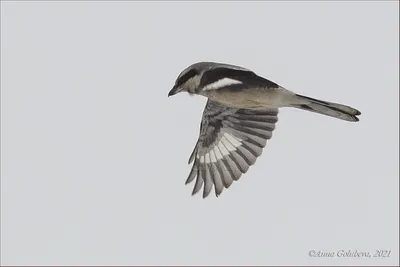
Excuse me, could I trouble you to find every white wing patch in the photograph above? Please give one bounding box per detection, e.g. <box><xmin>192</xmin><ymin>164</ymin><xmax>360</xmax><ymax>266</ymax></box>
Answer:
<box><xmin>217</xmin><ymin>140</ymin><xmax>230</xmax><ymax>156</ymax></box>
<box><xmin>203</xmin><ymin>78</ymin><xmax>242</xmax><ymax>91</ymax></box>
<box><xmin>205</xmin><ymin>153</ymin><xmax>211</xmax><ymax>164</ymax></box>
<box><xmin>201</xmin><ymin>132</ymin><xmax>243</xmax><ymax>163</ymax></box>
<box><xmin>209</xmin><ymin>149</ymin><xmax>217</xmax><ymax>163</ymax></box>
<box><xmin>221</xmin><ymin>135</ymin><xmax>237</xmax><ymax>152</ymax></box>
<box><xmin>213</xmin><ymin>146</ymin><xmax>224</xmax><ymax>160</ymax></box>
<box><xmin>223</xmin><ymin>133</ymin><xmax>242</xmax><ymax>147</ymax></box>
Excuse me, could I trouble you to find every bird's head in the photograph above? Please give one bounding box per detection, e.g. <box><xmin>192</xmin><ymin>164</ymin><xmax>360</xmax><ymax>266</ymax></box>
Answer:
<box><xmin>168</xmin><ymin>61</ymin><xmax>253</xmax><ymax>97</ymax></box>
<box><xmin>168</xmin><ymin>62</ymin><xmax>215</xmax><ymax>97</ymax></box>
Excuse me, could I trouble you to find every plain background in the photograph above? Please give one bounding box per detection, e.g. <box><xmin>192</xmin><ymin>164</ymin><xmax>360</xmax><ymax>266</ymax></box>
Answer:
<box><xmin>1</xmin><ymin>1</ymin><xmax>399</xmax><ymax>266</ymax></box>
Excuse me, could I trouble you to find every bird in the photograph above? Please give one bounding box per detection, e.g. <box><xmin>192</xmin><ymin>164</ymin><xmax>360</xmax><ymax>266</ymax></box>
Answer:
<box><xmin>168</xmin><ymin>62</ymin><xmax>361</xmax><ymax>198</ymax></box>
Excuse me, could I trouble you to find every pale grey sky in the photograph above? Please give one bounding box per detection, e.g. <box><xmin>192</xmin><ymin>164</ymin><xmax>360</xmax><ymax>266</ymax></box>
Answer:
<box><xmin>1</xmin><ymin>1</ymin><xmax>399</xmax><ymax>266</ymax></box>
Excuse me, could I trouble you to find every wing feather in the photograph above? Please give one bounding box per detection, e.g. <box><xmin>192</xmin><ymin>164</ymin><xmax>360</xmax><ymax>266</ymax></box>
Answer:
<box><xmin>186</xmin><ymin>160</ymin><xmax>197</xmax><ymax>184</ymax></box>
<box><xmin>216</xmin><ymin>153</ymin><xmax>234</xmax><ymax>188</ymax></box>
<box><xmin>192</xmin><ymin>166</ymin><xmax>204</xmax><ymax>195</ymax></box>
<box><xmin>185</xmin><ymin>100</ymin><xmax>279</xmax><ymax>198</ymax></box>
<box><xmin>203</xmin><ymin>163</ymin><xmax>213</xmax><ymax>198</ymax></box>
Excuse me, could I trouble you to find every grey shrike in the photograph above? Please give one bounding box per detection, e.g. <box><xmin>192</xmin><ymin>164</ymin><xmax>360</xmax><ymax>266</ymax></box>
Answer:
<box><xmin>168</xmin><ymin>62</ymin><xmax>361</xmax><ymax>198</ymax></box>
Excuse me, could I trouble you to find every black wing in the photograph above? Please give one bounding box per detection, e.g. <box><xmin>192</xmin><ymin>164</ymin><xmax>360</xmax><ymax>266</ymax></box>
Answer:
<box><xmin>198</xmin><ymin>67</ymin><xmax>279</xmax><ymax>92</ymax></box>
<box><xmin>186</xmin><ymin>100</ymin><xmax>279</xmax><ymax>198</ymax></box>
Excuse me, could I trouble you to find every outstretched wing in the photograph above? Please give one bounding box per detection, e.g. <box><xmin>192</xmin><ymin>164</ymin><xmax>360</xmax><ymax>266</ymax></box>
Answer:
<box><xmin>186</xmin><ymin>100</ymin><xmax>279</xmax><ymax>198</ymax></box>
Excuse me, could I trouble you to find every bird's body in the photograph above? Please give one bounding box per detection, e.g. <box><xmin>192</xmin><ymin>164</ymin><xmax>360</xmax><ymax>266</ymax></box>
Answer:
<box><xmin>201</xmin><ymin>85</ymin><xmax>296</xmax><ymax>109</ymax></box>
<box><xmin>168</xmin><ymin>62</ymin><xmax>361</xmax><ymax>198</ymax></box>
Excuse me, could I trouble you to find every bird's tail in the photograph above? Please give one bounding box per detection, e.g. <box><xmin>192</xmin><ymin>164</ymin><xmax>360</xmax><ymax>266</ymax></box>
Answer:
<box><xmin>290</xmin><ymin>94</ymin><xmax>361</xmax><ymax>122</ymax></box>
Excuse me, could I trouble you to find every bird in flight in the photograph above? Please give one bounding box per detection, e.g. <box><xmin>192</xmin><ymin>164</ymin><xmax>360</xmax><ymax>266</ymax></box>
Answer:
<box><xmin>168</xmin><ymin>62</ymin><xmax>361</xmax><ymax>198</ymax></box>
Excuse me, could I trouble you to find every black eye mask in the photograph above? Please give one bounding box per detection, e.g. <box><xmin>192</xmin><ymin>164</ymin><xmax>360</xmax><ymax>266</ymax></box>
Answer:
<box><xmin>175</xmin><ymin>69</ymin><xmax>198</xmax><ymax>87</ymax></box>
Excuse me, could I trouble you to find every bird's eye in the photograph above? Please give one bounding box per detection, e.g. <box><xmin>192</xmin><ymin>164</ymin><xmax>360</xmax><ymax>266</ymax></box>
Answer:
<box><xmin>176</xmin><ymin>69</ymin><xmax>198</xmax><ymax>87</ymax></box>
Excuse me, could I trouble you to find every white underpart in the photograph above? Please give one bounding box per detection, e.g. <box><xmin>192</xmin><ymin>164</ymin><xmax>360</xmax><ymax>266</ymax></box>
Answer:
<box><xmin>200</xmin><ymin>155</ymin><xmax>205</xmax><ymax>163</ymax></box>
<box><xmin>203</xmin><ymin>78</ymin><xmax>242</xmax><ymax>91</ymax></box>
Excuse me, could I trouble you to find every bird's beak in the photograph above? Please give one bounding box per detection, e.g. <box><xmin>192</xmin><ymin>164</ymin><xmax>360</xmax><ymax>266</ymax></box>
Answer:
<box><xmin>168</xmin><ymin>85</ymin><xmax>181</xmax><ymax>97</ymax></box>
